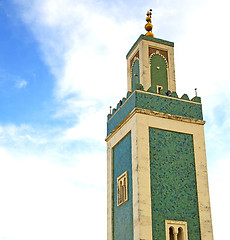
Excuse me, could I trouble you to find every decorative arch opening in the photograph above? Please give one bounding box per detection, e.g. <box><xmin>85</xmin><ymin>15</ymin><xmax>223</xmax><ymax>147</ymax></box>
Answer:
<box><xmin>165</xmin><ymin>220</ymin><xmax>188</xmax><ymax>240</ymax></box>
<box><xmin>178</xmin><ymin>227</ymin><xmax>184</xmax><ymax>240</ymax></box>
<box><xmin>150</xmin><ymin>53</ymin><xmax>168</xmax><ymax>92</ymax></box>
<box><xmin>169</xmin><ymin>227</ymin><xmax>174</xmax><ymax>240</ymax></box>
<box><xmin>131</xmin><ymin>59</ymin><xmax>140</xmax><ymax>91</ymax></box>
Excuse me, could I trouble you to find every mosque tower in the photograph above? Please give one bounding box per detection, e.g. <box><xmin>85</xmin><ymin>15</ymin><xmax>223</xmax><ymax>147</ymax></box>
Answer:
<box><xmin>105</xmin><ymin>10</ymin><xmax>213</xmax><ymax>240</ymax></box>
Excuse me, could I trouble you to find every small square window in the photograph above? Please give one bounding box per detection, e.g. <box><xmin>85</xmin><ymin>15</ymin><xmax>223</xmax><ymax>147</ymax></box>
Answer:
<box><xmin>117</xmin><ymin>171</ymin><xmax>128</xmax><ymax>207</ymax></box>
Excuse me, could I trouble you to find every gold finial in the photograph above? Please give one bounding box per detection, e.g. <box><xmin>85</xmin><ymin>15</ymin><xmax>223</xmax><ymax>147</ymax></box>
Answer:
<box><xmin>145</xmin><ymin>9</ymin><xmax>154</xmax><ymax>37</ymax></box>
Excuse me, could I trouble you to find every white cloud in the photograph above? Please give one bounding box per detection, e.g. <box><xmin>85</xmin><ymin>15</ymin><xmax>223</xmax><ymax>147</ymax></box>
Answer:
<box><xmin>15</xmin><ymin>79</ymin><xmax>28</xmax><ymax>88</ymax></box>
<box><xmin>0</xmin><ymin>124</ymin><xmax>49</xmax><ymax>146</ymax></box>
<box><xmin>14</xmin><ymin>0</ymin><xmax>145</xmax><ymax>101</ymax></box>
<box><xmin>63</xmin><ymin>106</ymin><xmax>107</xmax><ymax>141</ymax></box>
<box><xmin>0</xmin><ymin>142</ymin><xmax>106</xmax><ymax>240</ymax></box>
<box><xmin>209</xmin><ymin>155</ymin><xmax>230</xmax><ymax>239</ymax></box>
<box><xmin>175</xmin><ymin>0</ymin><xmax>230</xmax><ymax>104</ymax></box>
<box><xmin>5</xmin><ymin>0</ymin><xmax>230</xmax><ymax>239</ymax></box>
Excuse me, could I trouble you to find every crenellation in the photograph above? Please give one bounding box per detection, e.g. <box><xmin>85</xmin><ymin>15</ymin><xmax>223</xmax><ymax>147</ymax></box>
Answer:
<box><xmin>192</xmin><ymin>96</ymin><xmax>201</xmax><ymax>103</ymax></box>
<box><xmin>181</xmin><ymin>93</ymin><xmax>190</xmax><ymax>100</ymax></box>
<box><xmin>171</xmin><ymin>91</ymin><xmax>178</xmax><ymax>98</ymax></box>
<box><xmin>107</xmin><ymin>89</ymin><xmax>202</xmax><ymax>123</ymax></box>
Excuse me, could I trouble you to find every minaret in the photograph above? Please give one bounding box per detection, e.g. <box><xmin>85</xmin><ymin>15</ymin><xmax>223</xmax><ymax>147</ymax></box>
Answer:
<box><xmin>106</xmin><ymin>10</ymin><xmax>213</xmax><ymax>240</ymax></box>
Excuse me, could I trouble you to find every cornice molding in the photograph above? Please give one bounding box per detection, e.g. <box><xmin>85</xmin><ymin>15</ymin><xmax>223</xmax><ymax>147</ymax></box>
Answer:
<box><xmin>105</xmin><ymin>108</ymin><xmax>205</xmax><ymax>142</ymax></box>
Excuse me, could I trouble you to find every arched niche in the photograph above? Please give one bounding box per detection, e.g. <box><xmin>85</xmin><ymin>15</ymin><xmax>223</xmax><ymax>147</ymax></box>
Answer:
<box><xmin>178</xmin><ymin>227</ymin><xmax>184</xmax><ymax>240</ymax></box>
<box><xmin>150</xmin><ymin>54</ymin><xmax>168</xmax><ymax>92</ymax></box>
<box><xmin>131</xmin><ymin>59</ymin><xmax>140</xmax><ymax>91</ymax></box>
<box><xmin>169</xmin><ymin>227</ymin><xmax>174</xmax><ymax>240</ymax></box>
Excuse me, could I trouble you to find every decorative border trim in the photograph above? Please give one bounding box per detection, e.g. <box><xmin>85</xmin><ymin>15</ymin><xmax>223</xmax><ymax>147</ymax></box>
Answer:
<box><xmin>126</xmin><ymin>34</ymin><xmax>174</xmax><ymax>59</ymax></box>
<box><xmin>105</xmin><ymin>107</ymin><xmax>205</xmax><ymax>142</ymax></box>
<box><xmin>130</xmin><ymin>51</ymin><xmax>139</xmax><ymax>68</ymax></box>
<box><xmin>148</xmin><ymin>47</ymin><xmax>168</xmax><ymax>61</ymax></box>
<box><xmin>117</xmin><ymin>171</ymin><xmax>128</xmax><ymax>207</ymax></box>
<box><xmin>149</xmin><ymin>51</ymin><xmax>168</xmax><ymax>68</ymax></box>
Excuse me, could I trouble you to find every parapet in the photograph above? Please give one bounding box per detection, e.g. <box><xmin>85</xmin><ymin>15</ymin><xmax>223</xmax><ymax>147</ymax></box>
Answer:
<box><xmin>107</xmin><ymin>86</ymin><xmax>203</xmax><ymax>136</ymax></box>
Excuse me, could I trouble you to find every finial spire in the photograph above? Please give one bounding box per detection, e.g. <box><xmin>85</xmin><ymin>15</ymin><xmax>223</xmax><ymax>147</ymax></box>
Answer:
<box><xmin>145</xmin><ymin>9</ymin><xmax>154</xmax><ymax>37</ymax></box>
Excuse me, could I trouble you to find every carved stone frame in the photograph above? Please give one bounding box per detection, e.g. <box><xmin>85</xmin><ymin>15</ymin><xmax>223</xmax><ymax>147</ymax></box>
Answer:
<box><xmin>117</xmin><ymin>171</ymin><xmax>128</xmax><ymax>207</ymax></box>
<box><xmin>165</xmin><ymin>220</ymin><xmax>188</xmax><ymax>240</ymax></box>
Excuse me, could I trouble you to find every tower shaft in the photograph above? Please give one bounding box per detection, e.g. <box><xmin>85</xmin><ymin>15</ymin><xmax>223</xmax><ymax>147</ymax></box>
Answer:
<box><xmin>106</xmin><ymin>30</ymin><xmax>213</xmax><ymax>240</ymax></box>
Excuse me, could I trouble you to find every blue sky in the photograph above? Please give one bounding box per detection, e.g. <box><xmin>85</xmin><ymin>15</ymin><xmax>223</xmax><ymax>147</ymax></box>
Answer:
<box><xmin>0</xmin><ymin>0</ymin><xmax>230</xmax><ymax>239</ymax></box>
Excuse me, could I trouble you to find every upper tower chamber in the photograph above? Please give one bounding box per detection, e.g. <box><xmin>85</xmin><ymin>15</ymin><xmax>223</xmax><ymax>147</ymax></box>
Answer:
<box><xmin>127</xmin><ymin>10</ymin><xmax>176</xmax><ymax>94</ymax></box>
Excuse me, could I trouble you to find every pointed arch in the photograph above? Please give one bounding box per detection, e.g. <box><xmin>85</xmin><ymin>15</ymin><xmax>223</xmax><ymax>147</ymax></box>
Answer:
<box><xmin>169</xmin><ymin>227</ymin><xmax>174</xmax><ymax>240</ymax></box>
<box><xmin>178</xmin><ymin>227</ymin><xmax>184</xmax><ymax>240</ymax></box>
<box><xmin>150</xmin><ymin>52</ymin><xmax>168</xmax><ymax>91</ymax></box>
<box><xmin>131</xmin><ymin>57</ymin><xmax>140</xmax><ymax>91</ymax></box>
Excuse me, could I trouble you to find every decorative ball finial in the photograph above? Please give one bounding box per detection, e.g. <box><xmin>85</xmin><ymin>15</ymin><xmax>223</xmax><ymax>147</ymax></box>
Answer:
<box><xmin>145</xmin><ymin>9</ymin><xmax>154</xmax><ymax>38</ymax></box>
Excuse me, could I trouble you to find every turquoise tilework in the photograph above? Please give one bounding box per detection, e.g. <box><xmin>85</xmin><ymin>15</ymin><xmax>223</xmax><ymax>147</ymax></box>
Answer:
<box><xmin>136</xmin><ymin>91</ymin><xmax>203</xmax><ymax>119</ymax></box>
<box><xmin>150</xmin><ymin>54</ymin><xmax>168</xmax><ymax>91</ymax></box>
<box><xmin>149</xmin><ymin>128</ymin><xmax>201</xmax><ymax>240</ymax></box>
<box><xmin>107</xmin><ymin>92</ymin><xmax>136</xmax><ymax>135</ymax></box>
<box><xmin>113</xmin><ymin>133</ymin><xmax>133</xmax><ymax>240</ymax></box>
<box><xmin>107</xmin><ymin>91</ymin><xmax>203</xmax><ymax>136</ymax></box>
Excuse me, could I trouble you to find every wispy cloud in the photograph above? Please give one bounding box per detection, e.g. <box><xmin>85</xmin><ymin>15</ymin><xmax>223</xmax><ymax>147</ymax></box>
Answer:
<box><xmin>2</xmin><ymin>0</ymin><xmax>230</xmax><ymax>239</ymax></box>
<box><xmin>15</xmin><ymin>79</ymin><xmax>27</xmax><ymax>88</ymax></box>
<box><xmin>0</xmin><ymin>121</ymin><xmax>107</xmax><ymax>240</ymax></box>
<box><xmin>209</xmin><ymin>155</ymin><xmax>230</xmax><ymax>238</ymax></box>
<box><xmin>0</xmin><ymin>146</ymin><xmax>106</xmax><ymax>240</ymax></box>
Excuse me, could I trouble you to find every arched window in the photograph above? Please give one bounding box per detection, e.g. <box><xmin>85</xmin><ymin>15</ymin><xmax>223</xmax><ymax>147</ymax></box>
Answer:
<box><xmin>131</xmin><ymin>59</ymin><xmax>140</xmax><ymax>91</ymax></box>
<box><xmin>165</xmin><ymin>220</ymin><xmax>188</xmax><ymax>240</ymax></box>
<box><xmin>169</xmin><ymin>227</ymin><xmax>174</xmax><ymax>240</ymax></box>
<box><xmin>120</xmin><ymin>181</ymin><xmax>123</xmax><ymax>203</ymax></box>
<box><xmin>150</xmin><ymin>54</ymin><xmax>168</xmax><ymax>92</ymax></box>
<box><xmin>178</xmin><ymin>227</ymin><xmax>184</xmax><ymax>240</ymax></box>
<box><xmin>117</xmin><ymin>171</ymin><xmax>128</xmax><ymax>206</ymax></box>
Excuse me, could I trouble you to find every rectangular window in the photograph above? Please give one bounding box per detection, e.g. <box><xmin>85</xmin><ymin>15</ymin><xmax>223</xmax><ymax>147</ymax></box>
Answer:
<box><xmin>117</xmin><ymin>171</ymin><xmax>128</xmax><ymax>206</ymax></box>
<box><xmin>165</xmin><ymin>220</ymin><xmax>188</xmax><ymax>240</ymax></box>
